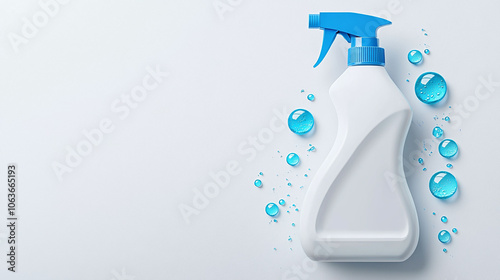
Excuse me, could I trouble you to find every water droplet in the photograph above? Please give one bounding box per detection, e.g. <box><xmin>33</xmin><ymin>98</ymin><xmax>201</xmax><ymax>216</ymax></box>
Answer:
<box><xmin>423</xmin><ymin>168</ymin><xmax>427</xmax><ymax>171</ymax></box>
<box><xmin>445</xmin><ymin>116</ymin><xmax>450</xmax><ymax>122</ymax></box>
<box><xmin>429</xmin><ymin>171</ymin><xmax>457</xmax><ymax>199</ymax></box>
<box><xmin>307</xmin><ymin>146</ymin><xmax>316</xmax><ymax>152</ymax></box>
<box><xmin>307</xmin><ymin>94</ymin><xmax>315</xmax><ymax>101</ymax></box>
<box><xmin>408</xmin><ymin>50</ymin><xmax>423</xmax><ymax>64</ymax></box>
<box><xmin>287</xmin><ymin>182</ymin><xmax>292</xmax><ymax>186</ymax></box>
<box><xmin>274</xmin><ymin>248</ymin><xmax>277</xmax><ymax>251</ymax></box>
<box><xmin>415</xmin><ymin>72</ymin><xmax>447</xmax><ymax>104</ymax></box>
<box><xmin>286</xmin><ymin>153</ymin><xmax>300</xmax><ymax>166</ymax></box>
<box><xmin>292</xmin><ymin>223</ymin><xmax>295</xmax><ymax>227</ymax></box>
<box><xmin>452</xmin><ymin>228</ymin><xmax>458</xmax><ymax>233</ymax></box>
<box><xmin>418</xmin><ymin>158</ymin><xmax>424</xmax><ymax>165</ymax></box>
<box><xmin>279</xmin><ymin>199</ymin><xmax>286</xmax><ymax>206</ymax></box>
<box><xmin>446</xmin><ymin>163</ymin><xmax>453</xmax><ymax>168</ymax></box>
<box><xmin>304</xmin><ymin>174</ymin><xmax>308</xmax><ymax>177</ymax></box>
<box><xmin>259</xmin><ymin>172</ymin><xmax>263</xmax><ymax>176</ymax></box>
<box><xmin>438</xmin><ymin>230</ymin><xmax>451</xmax><ymax>243</ymax></box>
<box><xmin>432</xmin><ymin>212</ymin><xmax>436</xmax><ymax>215</ymax></box>
<box><xmin>424</xmin><ymin>49</ymin><xmax>430</xmax><ymax>54</ymax></box>
<box><xmin>433</xmin><ymin>126</ymin><xmax>444</xmax><ymax>138</ymax></box>
<box><xmin>406</xmin><ymin>79</ymin><xmax>410</xmax><ymax>82</ymax></box>
<box><xmin>254</xmin><ymin>179</ymin><xmax>262</xmax><ymax>187</ymax></box>
<box><xmin>441</xmin><ymin>216</ymin><xmax>448</xmax><ymax>223</ymax></box>
<box><xmin>443</xmin><ymin>248</ymin><xmax>447</xmax><ymax>253</ymax></box>
<box><xmin>288</xmin><ymin>236</ymin><xmax>292</xmax><ymax>242</ymax></box>
<box><xmin>439</xmin><ymin>139</ymin><xmax>458</xmax><ymax>158</ymax></box>
<box><xmin>301</xmin><ymin>89</ymin><xmax>305</xmax><ymax>93</ymax></box>
<box><xmin>288</xmin><ymin>109</ymin><xmax>314</xmax><ymax>135</ymax></box>
<box><xmin>265</xmin><ymin>203</ymin><xmax>279</xmax><ymax>217</ymax></box>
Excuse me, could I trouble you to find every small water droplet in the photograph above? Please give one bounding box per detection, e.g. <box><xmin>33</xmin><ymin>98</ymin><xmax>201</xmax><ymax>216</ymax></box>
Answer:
<box><xmin>424</xmin><ymin>49</ymin><xmax>430</xmax><ymax>54</ymax></box>
<box><xmin>408</xmin><ymin>50</ymin><xmax>423</xmax><ymax>64</ymax></box>
<box><xmin>452</xmin><ymin>228</ymin><xmax>458</xmax><ymax>233</ymax></box>
<box><xmin>279</xmin><ymin>199</ymin><xmax>286</xmax><ymax>206</ymax></box>
<box><xmin>288</xmin><ymin>236</ymin><xmax>292</xmax><ymax>242</ymax></box>
<box><xmin>304</xmin><ymin>174</ymin><xmax>308</xmax><ymax>177</ymax></box>
<box><xmin>287</xmin><ymin>182</ymin><xmax>292</xmax><ymax>186</ymax></box>
<box><xmin>443</xmin><ymin>248</ymin><xmax>447</xmax><ymax>253</ymax></box>
<box><xmin>259</xmin><ymin>172</ymin><xmax>263</xmax><ymax>176</ymax></box>
<box><xmin>265</xmin><ymin>203</ymin><xmax>279</xmax><ymax>217</ymax></box>
<box><xmin>288</xmin><ymin>109</ymin><xmax>314</xmax><ymax>135</ymax></box>
<box><xmin>307</xmin><ymin>146</ymin><xmax>316</xmax><ymax>152</ymax></box>
<box><xmin>286</xmin><ymin>153</ymin><xmax>300</xmax><ymax>166</ymax></box>
<box><xmin>446</xmin><ymin>163</ymin><xmax>453</xmax><ymax>168</ymax></box>
<box><xmin>292</xmin><ymin>223</ymin><xmax>295</xmax><ymax>227</ymax></box>
<box><xmin>307</xmin><ymin>94</ymin><xmax>315</xmax><ymax>101</ymax></box>
<box><xmin>439</xmin><ymin>139</ymin><xmax>458</xmax><ymax>158</ymax></box>
<box><xmin>415</xmin><ymin>72</ymin><xmax>446</xmax><ymax>104</ymax></box>
<box><xmin>418</xmin><ymin>158</ymin><xmax>424</xmax><ymax>165</ymax></box>
<box><xmin>423</xmin><ymin>168</ymin><xmax>427</xmax><ymax>171</ymax></box>
<box><xmin>441</xmin><ymin>216</ymin><xmax>448</xmax><ymax>223</ymax></box>
<box><xmin>438</xmin><ymin>230</ymin><xmax>451</xmax><ymax>243</ymax></box>
<box><xmin>433</xmin><ymin>126</ymin><xmax>444</xmax><ymax>138</ymax></box>
<box><xmin>432</xmin><ymin>212</ymin><xmax>436</xmax><ymax>215</ymax></box>
<box><xmin>445</xmin><ymin>116</ymin><xmax>450</xmax><ymax>122</ymax></box>
<box><xmin>301</xmin><ymin>89</ymin><xmax>305</xmax><ymax>93</ymax></box>
<box><xmin>429</xmin><ymin>171</ymin><xmax>457</xmax><ymax>199</ymax></box>
<box><xmin>254</xmin><ymin>179</ymin><xmax>262</xmax><ymax>187</ymax></box>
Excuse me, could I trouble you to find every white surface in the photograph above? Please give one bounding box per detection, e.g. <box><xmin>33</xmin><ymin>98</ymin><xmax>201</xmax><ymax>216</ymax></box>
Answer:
<box><xmin>301</xmin><ymin>66</ymin><xmax>419</xmax><ymax>262</ymax></box>
<box><xmin>0</xmin><ymin>0</ymin><xmax>499</xmax><ymax>279</ymax></box>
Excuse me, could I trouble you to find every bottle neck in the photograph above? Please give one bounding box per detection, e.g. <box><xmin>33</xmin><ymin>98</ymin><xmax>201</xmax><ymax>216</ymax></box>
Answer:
<box><xmin>347</xmin><ymin>37</ymin><xmax>385</xmax><ymax>66</ymax></box>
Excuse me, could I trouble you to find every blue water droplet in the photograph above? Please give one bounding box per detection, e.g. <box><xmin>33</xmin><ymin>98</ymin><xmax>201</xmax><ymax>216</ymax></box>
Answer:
<box><xmin>254</xmin><ymin>179</ymin><xmax>262</xmax><ymax>187</ymax></box>
<box><xmin>415</xmin><ymin>72</ymin><xmax>447</xmax><ymax>104</ymax></box>
<box><xmin>446</xmin><ymin>163</ymin><xmax>453</xmax><ymax>168</ymax></box>
<box><xmin>292</xmin><ymin>223</ymin><xmax>295</xmax><ymax>227</ymax></box>
<box><xmin>304</xmin><ymin>174</ymin><xmax>308</xmax><ymax>177</ymax></box>
<box><xmin>288</xmin><ymin>236</ymin><xmax>292</xmax><ymax>242</ymax></box>
<box><xmin>441</xmin><ymin>216</ymin><xmax>448</xmax><ymax>223</ymax></box>
<box><xmin>307</xmin><ymin>94</ymin><xmax>315</xmax><ymax>101</ymax></box>
<box><xmin>259</xmin><ymin>172</ymin><xmax>263</xmax><ymax>176</ymax></box>
<box><xmin>423</xmin><ymin>168</ymin><xmax>427</xmax><ymax>171</ymax></box>
<box><xmin>429</xmin><ymin>171</ymin><xmax>457</xmax><ymax>199</ymax></box>
<box><xmin>307</xmin><ymin>146</ymin><xmax>316</xmax><ymax>152</ymax></box>
<box><xmin>432</xmin><ymin>212</ymin><xmax>436</xmax><ymax>215</ymax></box>
<box><xmin>452</xmin><ymin>228</ymin><xmax>457</xmax><ymax>233</ymax></box>
<box><xmin>406</xmin><ymin>79</ymin><xmax>410</xmax><ymax>82</ymax></box>
<box><xmin>443</xmin><ymin>248</ymin><xmax>447</xmax><ymax>253</ymax></box>
<box><xmin>439</xmin><ymin>139</ymin><xmax>458</xmax><ymax>158</ymax></box>
<box><xmin>433</xmin><ymin>126</ymin><xmax>444</xmax><ymax>138</ymax></box>
<box><xmin>286</xmin><ymin>153</ymin><xmax>300</xmax><ymax>166</ymax></box>
<box><xmin>288</xmin><ymin>109</ymin><xmax>314</xmax><ymax>135</ymax></box>
<box><xmin>408</xmin><ymin>50</ymin><xmax>423</xmax><ymax>64</ymax></box>
<box><xmin>438</xmin><ymin>230</ymin><xmax>451</xmax><ymax>243</ymax></box>
<box><xmin>445</xmin><ymin>116</ymin><xmax>450</xmax><ymax>122</ymax></box>
<box><xmin>265</xmin><ymin>203</ymin><xmax>279</xmax><ymax>217</ymax></box>
<box><xmin>287</xmin><ymin>182</ymin><xmax>292</xmax><ymax>186</ymax></box>
<box><xmin>279</xmin><ymin>199</ymin><xmax>286</xmax><ymax>206</ymax></box>
<box><xmin>424</xmin><ymin>49</ymin><xmax>430</xmax><ymax>54</ymax></box>
<box><xmin>418</xmin><ymin>158</ymin><xmax>424</xmax><ymax>165</ymax></box>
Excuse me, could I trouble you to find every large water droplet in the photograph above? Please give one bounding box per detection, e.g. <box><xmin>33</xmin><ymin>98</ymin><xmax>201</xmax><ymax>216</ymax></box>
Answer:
<box><xmin>433</xmin><ymin>126</ymin><xmax>443</xmax><ymax>138</ymax></box>
<box><xmin>439</xmin><ymin>139</ymin><xmax>458</xmax><ymax>158</ymax></box>
<box><xmin>429</xmin><ymin>171</ymin><xmax>457</xmax><ymax>199</ymax></box>
<box><xmin>265</xmin><ymin>203</ymin><xmax>279</xmax><ymax>217</ymax></box>
<box><xmin>415</xmin><ymin>72</ymin><xmax>447</xmax><ymax>104</ymax></box>
<box><xmin>288</xmin><ymin>109</ymin><xmax>314</xmax><ymax>135</ymax></box>
<box><xmin>286</xmin><ymin>153</ymin><xmax>300</xmax><ymax>166</ymax></box>
<box><xmin>408</xmin><ymin>50</ymin><xmax>423</xmax><ymax>64</ymax></box>
<box><xmin>438</xmin><ymin>230</ymin><xmax>451</xmax><ymax>243</ymax></box>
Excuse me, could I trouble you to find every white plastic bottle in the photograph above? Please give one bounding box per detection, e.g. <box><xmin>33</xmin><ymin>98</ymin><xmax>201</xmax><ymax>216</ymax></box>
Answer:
<box><xmin>300</xmin><ymin>12</ymin><xmax>419</xmax><ymax>262</ymax></box>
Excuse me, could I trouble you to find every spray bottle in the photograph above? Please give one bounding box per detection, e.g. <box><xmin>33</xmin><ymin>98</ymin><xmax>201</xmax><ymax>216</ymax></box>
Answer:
<box><xmin>300</xmin><ymin>12</ymin><xmax>419</xmax><ymax>262</ymax></box>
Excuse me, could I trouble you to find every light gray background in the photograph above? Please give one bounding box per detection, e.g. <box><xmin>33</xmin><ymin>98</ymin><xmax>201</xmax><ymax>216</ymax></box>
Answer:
<box><xmin>0</xmin><ymin>0</ymin><xmax>499</xmax><ymax>279</ymax></box>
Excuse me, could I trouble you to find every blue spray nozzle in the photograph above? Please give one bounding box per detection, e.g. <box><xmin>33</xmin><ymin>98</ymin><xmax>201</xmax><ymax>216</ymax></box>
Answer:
<box><xmin>309</xmin><ymin>12</ymin><xmax>391</xmax><ymax>67</ymax></box>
